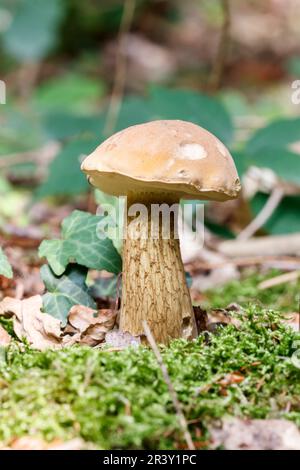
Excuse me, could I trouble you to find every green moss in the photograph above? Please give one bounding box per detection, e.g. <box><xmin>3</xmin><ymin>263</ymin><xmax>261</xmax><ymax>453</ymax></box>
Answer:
<box><xmin>0</xmin><ymin>306</ymin><xmax>299</xmax><ymax>449</ymax></box>
<box><xmin>0</xmin><ymin>317</ymin><xmax>15</xmax><ymax>337</ymax></box>
<box><xmin>204</xmin><ymin>269</ymin><xmax>300</xmax><ymax>312</ymax></box>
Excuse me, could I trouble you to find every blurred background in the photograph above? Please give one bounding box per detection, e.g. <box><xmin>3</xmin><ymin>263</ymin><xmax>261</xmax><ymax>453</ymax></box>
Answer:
<box><xmin>0</xmin><ymin>0</ymin><xmax>300</xmax><ymax>303</ymax></box>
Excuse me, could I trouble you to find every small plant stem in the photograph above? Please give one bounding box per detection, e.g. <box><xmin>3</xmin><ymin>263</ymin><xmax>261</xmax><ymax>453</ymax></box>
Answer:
<box><xmin>143</xmin><ymin>320</ymin><xmax>195</xmax><ymax>451</ymax></box>
<box><xmin>237</xmin><ymin>187</ymin><xmax>284</xmax><ymax>240</ymax></box>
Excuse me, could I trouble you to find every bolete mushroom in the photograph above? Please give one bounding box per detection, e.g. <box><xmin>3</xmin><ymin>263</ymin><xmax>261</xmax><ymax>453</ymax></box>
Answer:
<box><xmin>81</xmin><ymin>120</ymin><xmax>240</xmax><ymax>344</ymax></box>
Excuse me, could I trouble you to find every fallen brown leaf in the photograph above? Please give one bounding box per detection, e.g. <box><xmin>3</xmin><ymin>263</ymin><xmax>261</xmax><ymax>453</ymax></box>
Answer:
<box><xmin>80</xmin><ymin>324</ymin><xmax>109</xmax><ymax>346</ymax></box>
<box><xmin>0</xmin><ymin>325</ymin><xmax>11</xmax><ymax>346</ymax></box>
<box><xmin>0</xmin><ymin>296</ymin><xmax>61</xmax><ymax>350</ymax></box>
<box><xmin>68</xmin><ymin>305</ymin><xmax>98</xmax><ymax>332</ymax></box>
<box><xmin>66</xmin><ymin>306</ymin><xmax>117</xmax><ymax>346</ymax></box>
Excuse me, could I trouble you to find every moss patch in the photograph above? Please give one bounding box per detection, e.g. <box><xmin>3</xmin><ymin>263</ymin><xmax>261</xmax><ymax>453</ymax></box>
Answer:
<box><xmin>0</xmin><ymin>305</ymin><xmax>300</xmax><ymax>449</ymax></box>
<box><xmin>204</xmin><ymin>269</ymin><xmax>300</xmax><ymax>312</ymax></box>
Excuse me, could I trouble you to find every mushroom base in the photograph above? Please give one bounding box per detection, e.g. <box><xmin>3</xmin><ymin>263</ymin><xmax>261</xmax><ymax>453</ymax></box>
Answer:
<box><xmin>120</xmin><ymin>194</ymin><xmax>197</xmax><ymax>345</ymax></box>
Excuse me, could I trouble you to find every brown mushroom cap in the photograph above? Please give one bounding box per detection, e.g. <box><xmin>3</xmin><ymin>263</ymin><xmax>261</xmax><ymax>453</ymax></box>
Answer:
<box><xmin>81</xmin><ymin>120</ymin><xmax>241</xmax><ymax>201</ymax></box>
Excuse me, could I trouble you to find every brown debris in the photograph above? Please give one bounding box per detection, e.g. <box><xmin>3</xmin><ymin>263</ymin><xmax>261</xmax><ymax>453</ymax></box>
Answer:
<box><xmin>65</xmin><ymin>305</ymin><xmax>117</xmax><ymax>347</ymax></box>
<box><xmin>0</xmin><ymin>296</ymin><xmax>61</xmax><ymax>350</ymax></box>
<box><xmin>0</xmin><ymin>325</ymin><xmax>11</xmax><ymax>346</ymax></box>
<box><xmin>210</xmin><ymin>418</ymin><xmax>300</xmax><ymax>450</ymax></box>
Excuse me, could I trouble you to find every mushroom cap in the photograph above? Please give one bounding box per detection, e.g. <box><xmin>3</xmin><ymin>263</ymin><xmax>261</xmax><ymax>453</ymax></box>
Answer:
<box><xmin>81</xmin><ymin>120</ymin><xmax>241</xmax><ymax>201</ymax></box>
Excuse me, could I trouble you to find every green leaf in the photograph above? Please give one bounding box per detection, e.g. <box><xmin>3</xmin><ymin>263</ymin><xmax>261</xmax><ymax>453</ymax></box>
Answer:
<box><xmin>246</xmin><ymin>117</ymin><xmax>300</xmax><ymax>154</ymax></box>
<box><xmin>36</xmin><ymin>139</ymin><xmax>100</xmax><ymax>198</ymax></box>
<box><xmin>148</xmin><ymin>87</ymin><xmax>234</xmax><ymax>144</ymax></box>
<box><xmin>3</xmin><ymin>0</ymin><xmax>64</xmax><ymax>61</ymax></box>
<box><xmin>33</xmin><ymin>73</ymin><xmax>106</xmax><ymax>113</ymax></box>
<box><xmin>39</xmin><ymin>210</ymin><xmax>122</xmax><ymax>276</ymax></box>
<box><xmin>41</xmin><ymin>112</ymin><xmax>104</xmax><ymax>140</ymax></box>
<box><xmin>117</xmin><ymin>87</ymin><xmax>234</xmax><ymax>144</ymax></box>
<box><xmin>41</xmin><ymin>264</ymin><xmax>96</xmax><ymax>324</ymax></box>
<box><xmin>0</xmin><ymin>248</ymin><xmax>13</xmax><ymax>279</ymax></box>
<box><xmin>89</xmin><ymin>276</ymin><xmax>119</xmax><ymax>299</ymax></box>
<box><xmin>234</xmin><ymin>149</ymin><xmax>300</xmax><ymax>186</ymax></box>
<box><xmin>251</xmin><ymin>193</ymin><xmax>300</xmax><ymax>234</ymax></box>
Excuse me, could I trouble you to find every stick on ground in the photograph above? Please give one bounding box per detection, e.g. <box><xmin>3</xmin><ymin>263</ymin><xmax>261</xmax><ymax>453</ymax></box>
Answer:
<box><xmin>258</xmin><ymin>270</ymin><xmax>300</xmax><ymax>290</ymax></box>
<box><xmin>143</xmin><ymin>320</ymin><xmax>195</xmax><ymax>450</ymax></box>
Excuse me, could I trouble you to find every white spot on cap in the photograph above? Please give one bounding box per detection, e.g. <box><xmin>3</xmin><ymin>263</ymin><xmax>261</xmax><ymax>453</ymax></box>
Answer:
<box><xmin>216</xmin><ymin>140</ymin><xmax>228</xmax><ymax>157</ymax></box>
<box><xmin>177</xmin><ymin>143</ymin><xmax>207</xmax><ymax>160</ymax></box>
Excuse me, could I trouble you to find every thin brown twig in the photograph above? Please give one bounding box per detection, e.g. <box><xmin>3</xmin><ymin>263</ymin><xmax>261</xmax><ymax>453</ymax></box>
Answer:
<box><xmin>209</xmin><ymin>0</ymin><xmax>231</xmax><ymax>91</ymax></box>
<box><xmin>188</xmin><ymin>255</ymin><xmax>300</xmax><ymax>272</ymax></box>
<box><xmin>237</xmin><ymin>187</ymin><xmax>284</xmax><ymax>240</ymax></box>
<box><xmin>104</xmin><ymin>0</ymin><xmax>136</xmax><ymax>136</ymax></box>
<box><xmin>258</xmin><ymin>270</ymin><xmax>300</xmax><ymax>290</ymax></box>
<box><xmin>143</xmin><ymin>320</ymin><xmax>195</xmax><ymax>450</ymax></box>
<box><xmin>218</xmin><ymin>233</ymin><xmax>300</xmax><ymax>258</ymax></box>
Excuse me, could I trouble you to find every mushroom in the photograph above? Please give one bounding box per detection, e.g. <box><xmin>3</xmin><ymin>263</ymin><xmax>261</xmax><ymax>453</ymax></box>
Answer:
<box><xmin>81</xmin><ymin>120</ymin><xmax>241</xmax><ymax>344</ymax></box>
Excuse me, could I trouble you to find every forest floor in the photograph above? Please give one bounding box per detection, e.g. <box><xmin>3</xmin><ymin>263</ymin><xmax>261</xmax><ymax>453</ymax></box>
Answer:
<box><xmin>0</xmin><ymin>271</ymin><xmax>299</xmax><ymax>450</ymax></box>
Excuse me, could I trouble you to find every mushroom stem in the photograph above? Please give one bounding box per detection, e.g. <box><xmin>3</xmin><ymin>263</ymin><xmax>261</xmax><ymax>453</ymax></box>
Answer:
<box><xmin>120</xmin><ymin>193</ymin><xmax>197</xmax><ymax>345</ymax></box>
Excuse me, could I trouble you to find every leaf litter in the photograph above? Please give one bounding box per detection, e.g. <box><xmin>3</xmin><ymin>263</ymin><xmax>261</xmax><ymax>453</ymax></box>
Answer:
<box><xmin>0</xmin><ymin>296</ymin><xmax>118</xmax><ymax>350</ymax></box>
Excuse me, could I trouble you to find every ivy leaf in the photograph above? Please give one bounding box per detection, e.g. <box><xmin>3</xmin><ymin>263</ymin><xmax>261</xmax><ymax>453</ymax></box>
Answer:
<box><xmin>41</xmin><ymin>264</ymin><xmax>96</xmax><ymax>324</ymax></box>
<box><xmin>39</xmin><ymin>210</ymin><xmax>122</xmax><ymax>276</ymax></box>
<box><xmin>89</xmin><ymin>276</ymin><xmax>119</xmax><ymax>299</ymax></box>
<box><xmin>0</xmin><ymin>248</ymin><xmax>13</xmax><ymax>279</ymax></box>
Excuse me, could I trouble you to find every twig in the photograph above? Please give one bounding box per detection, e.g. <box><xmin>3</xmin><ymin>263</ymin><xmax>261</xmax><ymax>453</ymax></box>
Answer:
<box><xmin>218</xmin><ymin>233</ymin><xmax>300</xmax><ymax>258</ymax></box>
<box><xmin>188</xmin><ymin>255</ymin><xmax>300</xmax><ymax>271</ymax></box>
<box><xmin>143</xmin><ymin>321</ymin><xmax>195</xmax><ymax>450</ymax></box>
<box><xmin>258</xmin><ymin>270</ymin><xmax>300</xmax><ymax>290</ymax></box>
<box><xmin>209</xmin><ymin>0</ymin><xmax>231</xmax><ymax>91</ymax></box>
<box><xmin>104</xmin><ymin>0</ymin><xmax>136</xmax><ymax>136</ymax></box>
<box><xmin>237</xmin><ymin>187</ymin><xmax>284</xmax><ymax>240</ymax></box>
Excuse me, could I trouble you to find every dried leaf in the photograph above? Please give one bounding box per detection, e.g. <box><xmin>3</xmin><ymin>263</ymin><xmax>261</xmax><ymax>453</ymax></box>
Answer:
<box><xmin>81</xmin><ymin>324</ymin><xmax>108</xmax><ymax>346</ymax></box>
<box><xmin>0</xmin><ymin>325</ymin><xmax>11</xmax><ymax>346</ymax></box>
<box><xmin>66</xmin><ymin>306</ymin><xmax>117</xmax><ymax>346</ymax></box>
<box><xmin>210</xmin><ymin>418</ymin><xmax>300</xmax><ymax>450</ymax></box>
<box><xmin>0</xmin><ymin>296</ymin><xmax>61</xmax><ymax>350</ymax></box>
<box><xmin>68</xmin><ymin>305</ymin><xmax>98</xmax><ymax>332</ymax></box>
